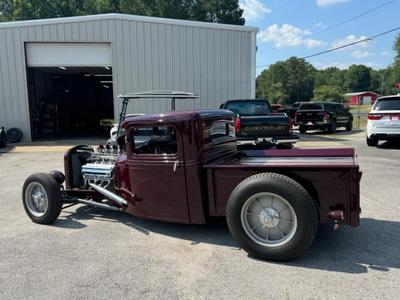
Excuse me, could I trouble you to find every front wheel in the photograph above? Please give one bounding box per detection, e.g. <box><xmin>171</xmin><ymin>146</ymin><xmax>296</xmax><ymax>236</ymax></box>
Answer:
<box><xmin>299</xmin><ymin>126</ymin><xmax>307</xmax><ymax>134</ymax></box>
<box><xmin>327</xmin><ymin>121</ymin><xmax>336</xmax><ymax>133</ymax></box>
<box><xmin>346</xmin><ymin>121</ymin><xmax>353</xmax><ymax>131</ymax></box>
<box><xmin>22</xmin><ymin>173</ymin><xmax>63</xmax><ymax>224</ymax></box>
<box><xmin>226</xmin><ymin>173</ymin><xmax>318</xmax><ymax>261</ymax></box>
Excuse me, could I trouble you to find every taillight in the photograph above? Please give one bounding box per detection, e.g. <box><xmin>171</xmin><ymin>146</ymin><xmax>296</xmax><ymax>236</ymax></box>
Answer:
<box><xmin>288</xmin><ymin>117</ymin><xmax>293</xmax><ymax>129</ymax></box>
<box><xmin>234</xmin><ymin>118</ymin><xmax>241</xmax><ymax>133</ymax></box>
<box><xmin>368</xmin><ymin>113</ymin><xmax>383</xmax><ymax>120</ymax></box>
<box><xmin>294</xmin><ymin>112</ymin><xmax>298</xmax><ymax>120</ymax></box>
<box><xmin>323</xmin><ymin>112</ymin><xmax>329</xmax><ymax>119</ymax></box>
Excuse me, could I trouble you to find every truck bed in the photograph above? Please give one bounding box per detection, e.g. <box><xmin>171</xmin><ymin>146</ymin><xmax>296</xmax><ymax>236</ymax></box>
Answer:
<box><xmin>203</xmin><ymin>147</ymin><xmax>361</xmax><ymax>227</ymax></box>
<box><xmin>205</xmin><ymin>148</ymin><xmax>358</xmax><ymax>169</ymax></box>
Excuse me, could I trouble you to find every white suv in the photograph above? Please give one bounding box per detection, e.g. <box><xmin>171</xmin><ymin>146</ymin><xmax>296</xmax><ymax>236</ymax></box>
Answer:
<box><xmin>367</xmin><ymin>95</ymin><xmax>400</xmax><ymax>146</ymax></box>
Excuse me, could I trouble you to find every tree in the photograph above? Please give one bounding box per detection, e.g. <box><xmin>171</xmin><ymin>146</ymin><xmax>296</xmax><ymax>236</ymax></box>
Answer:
<box><xmin>394</xmin><ymin>33</ymin><xmax>400</xmax><ymax>62</ymax></box>
<box><xmin>344</xmin><ymin>64</ymin><xmax>371</xmax><ymax>92</ymax></box>
<box><xmin>314</xmin><ymin>67</ymin><xmax>346</xmax><ymax>91</ymax></box>
<box><xmin>0</xmin><ymin>0</ymin><xmax>245</xmax><ymax>25</ymax></box>
<box><xmin>192</xmin><ymin>0</ymin><xmax>244</xmax><ymax>25</ymax></box>
<box><xmin>313</xmin><ymin>85</ymin><xmax>345</xmax><ymax>102</ymax></box>
<box><xmin>256</xmin><ymin>57</ymin><xmax>315</xmax><ymax>105</ymax></box>
<box><xmin>390</xmin><ymin>33</ymin><xmax>400</xmax><ymax>93</ymax></box>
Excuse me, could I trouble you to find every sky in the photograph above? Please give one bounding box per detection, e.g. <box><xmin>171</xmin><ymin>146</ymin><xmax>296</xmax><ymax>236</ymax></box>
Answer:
<box><xmin>238</xmin><ymin>0</ymin><xmax>400</xmax><ymax>74</ymax></box>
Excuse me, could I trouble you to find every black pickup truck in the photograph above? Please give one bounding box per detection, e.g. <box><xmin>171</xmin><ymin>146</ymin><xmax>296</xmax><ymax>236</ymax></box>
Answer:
<box><xmin>295</xmin><ymin>102</ymin><xmax>353</xmax><ymax>134</ymax></box>
<box><xmin>220</xmin><ymin>99</ymin><xmax>298</xmax><ymax>146</ymax></box>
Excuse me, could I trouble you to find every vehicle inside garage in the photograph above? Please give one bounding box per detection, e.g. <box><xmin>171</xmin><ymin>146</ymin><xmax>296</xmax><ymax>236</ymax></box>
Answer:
<box><xmin>27</xmin><ymin>67</ymin><xmax>114</xmax><ymax>139</ymax></box>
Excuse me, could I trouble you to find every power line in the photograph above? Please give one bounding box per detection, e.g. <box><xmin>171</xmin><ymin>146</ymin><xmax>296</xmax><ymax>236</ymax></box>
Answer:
<box><xmin>256</xmin><ymin>25</ymin><xmax>400</xmax><ymax>68</ymax></box>
<box><xmin>302</xmin><ymin>26</ymin><xmax>400</xmax><ymax>59</ymax></box>
<box><xmin>308</xmin><ymin>0</ymin><xmax>396</xmax><ymax>38</ymax></box>
<box><xmin>257</xmin><ymin>0</ymin><xmax>397</xmax><ymax>55</ymax></box>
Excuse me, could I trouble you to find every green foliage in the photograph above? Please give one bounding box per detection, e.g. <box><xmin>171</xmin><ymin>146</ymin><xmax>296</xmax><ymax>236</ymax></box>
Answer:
<box><xmin>314</xmin><ymin>67</ymin><xmax>346</xmax><ymax>91</ymax></box>
<box><xmin>193</xmin><ymin>0</ymin><xmax>244</xmax><ymax>25</ymax></box>
<box><xmin>0</xmin><ymin>0</ymin><xmax>245</xmax><ymax>24</ymax></box>
<box><xmin>394</xmin><ymin>33</ymin><xmax>400</xmax><ymax>62</ymax></box>
<box><xmin>390</xmin><ymin>33</ymin><xmax>400</xmax><ymax>93</ymax></box>
<box><xmin>256</xmin><ymin>57</ymin><xmax>315</xmax><ymax>105</ymax></box>
<box><xmin>313</xmin><ymin>85</ymin><xmax>345</xmax><ymax>103</ymax></box>
<box><xmin>344</xmin><ymin>64</ymin><xmax>371</xmax><ymax>92</ymax></box>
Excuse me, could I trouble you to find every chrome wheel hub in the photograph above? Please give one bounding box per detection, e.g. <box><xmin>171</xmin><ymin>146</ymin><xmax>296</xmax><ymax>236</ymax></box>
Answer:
<box><xmin>259</xmin><ymin>208</ymin><xmax>280</xmax><ymax>228</ymax></box>
<box><xmin>25</xmin><ymin>182</ymin><xmax>48</xmax><ymax>218</ymax></box>
<box><xmin>240</xmin><ymin>192</ymin><xmax>297</xmax><ymax>248</ymax></box>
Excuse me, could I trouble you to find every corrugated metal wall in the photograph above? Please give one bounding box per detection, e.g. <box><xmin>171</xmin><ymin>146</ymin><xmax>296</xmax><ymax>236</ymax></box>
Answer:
<box><xmin>0</xmin><ymin>14</ymin><xmax>256</xmax><ymax>141</ymax></box>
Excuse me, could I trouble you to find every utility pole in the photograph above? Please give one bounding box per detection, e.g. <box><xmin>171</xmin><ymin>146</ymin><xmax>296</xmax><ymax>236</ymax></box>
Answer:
<box><xmin>357</xmin><ymin>95</ymin><xmax>361</xmax><ymax>129</ymax></box>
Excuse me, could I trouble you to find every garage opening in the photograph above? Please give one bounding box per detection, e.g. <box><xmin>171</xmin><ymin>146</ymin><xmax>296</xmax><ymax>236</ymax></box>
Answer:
<box><xmin>25</xmin><ymin>43</ymin><xmax>114</xmax><ymax>140</ymax></box>
<box><xmin>27</xmin><ymin>67</ymin><xmax>114</xmax><ymax>139</ymax></box>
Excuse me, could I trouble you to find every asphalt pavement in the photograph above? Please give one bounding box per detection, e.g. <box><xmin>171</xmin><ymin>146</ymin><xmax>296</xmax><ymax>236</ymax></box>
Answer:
<box><xmin>0</xmin><ymin>130</ymin><xmax>399</xmax><ymax>299</ymax></box>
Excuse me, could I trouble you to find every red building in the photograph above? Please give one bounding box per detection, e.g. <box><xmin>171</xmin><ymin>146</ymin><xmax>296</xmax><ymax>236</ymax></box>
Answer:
<box><xmin>345</xmin><ymin>91</ymin><xmax>380</xmax><ymax>105</ymax></box>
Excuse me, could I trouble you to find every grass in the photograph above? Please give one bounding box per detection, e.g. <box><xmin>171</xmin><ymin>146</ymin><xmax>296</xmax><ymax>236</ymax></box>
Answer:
<box><xmin>349</xmin><ymin>105</ymin><xmax>371</xmax><ymax>129</ymax></box>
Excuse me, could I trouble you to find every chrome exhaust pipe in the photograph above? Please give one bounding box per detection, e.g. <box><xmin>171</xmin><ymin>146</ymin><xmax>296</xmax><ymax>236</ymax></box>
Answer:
<box><xmin>89</xmin><ymin>183</ymin><xmax>128</xmax><ymax>206</ymax></box>
<box><xmin>77</xmin><ymin>198</ymin><xmax>122</xmax><ymax>211</ymax></box>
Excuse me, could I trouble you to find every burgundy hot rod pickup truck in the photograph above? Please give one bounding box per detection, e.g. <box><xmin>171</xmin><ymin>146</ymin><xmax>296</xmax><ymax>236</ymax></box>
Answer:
<box><xmin>22</xmin><ymin>94</ymin><xmax>362</xmax><ymax>261</ymax></box>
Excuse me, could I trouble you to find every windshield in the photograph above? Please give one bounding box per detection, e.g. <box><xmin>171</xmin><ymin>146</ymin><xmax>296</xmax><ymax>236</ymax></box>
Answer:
<box><xmin>374</xmin><ymin>98</ymin><xmax>400</xmax><ymax>111</ymax></box>
<box><xmin>225</xmin><ymin>101</ymin><xmax>270</xmax><ymax>116</ymax></box>
<box><xmin>299</xmin><ymin>103</ymin><xmax>324</xmax><ymax>111</ymax></box>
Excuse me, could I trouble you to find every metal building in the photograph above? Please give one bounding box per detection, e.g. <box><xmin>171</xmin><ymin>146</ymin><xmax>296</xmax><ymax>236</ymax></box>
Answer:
<box><xmin>0</xmin><ymin>14</ymin><xmax>257</xmax><ymax>142</ymax></box>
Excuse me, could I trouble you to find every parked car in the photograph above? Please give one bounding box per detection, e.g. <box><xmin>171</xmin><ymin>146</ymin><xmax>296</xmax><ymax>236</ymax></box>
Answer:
<box><xmin>367</xmin><ymin>95</ymin><xmax>400</xmax><ymax>146</ymax></box>
<box><xmin>220</xmin><ymin>99</ymin><xmax>298</xmax><ymax>146</ymax></box>
<box><xmin>22</xmin><ymin>91</ymin><xmax>362</xmax><ymax>262</ymax></box>
<box><xmin>295</xmin><ymin>102</ymin><xmax>353</xmax><ymax>134</ymax></box>
<box><xmin>270</xmin><ymin>104</ymin><xmax>286</xmax><ymax>113</ymax></box>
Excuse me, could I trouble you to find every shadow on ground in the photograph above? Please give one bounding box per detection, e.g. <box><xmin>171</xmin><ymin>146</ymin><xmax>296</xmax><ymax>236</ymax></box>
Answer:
<box><xmin>55</xmin><ymin>205</ymin><xmax>400</xmax><ymax>274</ymax></box>
<box><xmin>56</xmin><ymin>205</ymin><xmax>236</xmax><ymax>247</ymax></box>
<box><xmin>377</xmin><ymin>140</ymin><xmax>400</xmax><ymax>150</ymax></box>
<box><xmin>295</xmin><ymin>128</ymin><xmax>365</xmax><ymax>143</ymax></box>
<box><xmin>18</xmin><ymin>138</ymin><xmax>106</xmax><ymax>147</ymax></box>
<box><xmin>0</xmin><ymin>145</ymin><xmax>16</xmax><ymax>155</ymax></box>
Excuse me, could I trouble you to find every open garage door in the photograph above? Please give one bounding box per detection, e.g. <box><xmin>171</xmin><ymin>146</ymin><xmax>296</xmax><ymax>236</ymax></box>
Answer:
<box><xmin>25</xmin><ymin>43</ymin><xmax>114</xmax><ymax>140</ymax></box>
<box><xmin>26</xmin><ymin>43</ymin><xmax>112</xmax><ymax>67</ymax></box>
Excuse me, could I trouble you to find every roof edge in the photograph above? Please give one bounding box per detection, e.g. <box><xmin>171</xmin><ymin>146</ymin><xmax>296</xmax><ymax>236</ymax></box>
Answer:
<box><xmin>0</xmin><ymin>13</ymin><xmax>258</xmax><ymax>32</ymax></box>
<box><xmin>344</xmin><ymin>91</ymin><xmax>380</xmax><ymax>96</ymax></box>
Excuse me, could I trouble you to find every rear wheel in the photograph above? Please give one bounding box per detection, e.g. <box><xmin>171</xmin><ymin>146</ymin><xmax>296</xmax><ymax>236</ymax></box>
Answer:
<box><xmin>366</xmin><ymin>136</ymin><xmax>378</xmax><ymax>146</ymax></box>
<box><xmin>22</xmin><ymin>173</ymin><xmax>62</xmax><ymax>224</ymax></box>
<box><xmin>328</xmin><ymin>121</ymin><xmax>336</xmax><ymax>133</ymax></box>
<box><xmin>226</xmin><ymin>173</ymin><xmax>318</xmax><ymax>261</ymax></box>
<box><xmin>299</xmin><ymin>126</ymin><xmax>307</xmax><ymax>134</ymax></box>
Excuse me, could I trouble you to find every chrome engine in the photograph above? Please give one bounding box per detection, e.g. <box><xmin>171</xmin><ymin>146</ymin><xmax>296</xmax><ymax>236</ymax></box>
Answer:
<box><xmin>81</xmin><ymin>145</ymin><xmax>120</xmax><ymax>189</ymax></box>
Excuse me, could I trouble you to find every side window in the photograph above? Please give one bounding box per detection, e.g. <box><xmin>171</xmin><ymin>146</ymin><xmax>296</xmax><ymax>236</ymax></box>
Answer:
<box><xmin>132</xmin><ymin>126</ymin><xmax>177</xmax><ymax>155</ymax></box>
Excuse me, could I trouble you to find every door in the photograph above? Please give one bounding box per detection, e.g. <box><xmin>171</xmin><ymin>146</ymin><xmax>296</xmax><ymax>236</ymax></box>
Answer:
<box><xmin>26</xmin><ymin>43</ymin><xmax>112</xmax><ymax>67</ymax></box>
<box><xmin>126</xmin><ymin>125</ymin><xmax>189</xmax><ymax>223</ymax></box>
<box><xmin>363</xmin><ymin>96</ymin><xmax>372</xmax><ymax>105</ymax></box>
<box><xmin>336</xmin><ymin>104</ymin><xmax>350</xmax><ymax>125</ymax></box>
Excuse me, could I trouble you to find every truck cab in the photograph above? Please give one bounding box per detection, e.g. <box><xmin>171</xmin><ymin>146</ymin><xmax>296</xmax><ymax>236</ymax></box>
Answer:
<box><xmin>115</xmin><ymin>110</ymin><xmax>236</xmax><ymax>224</ymax></box>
